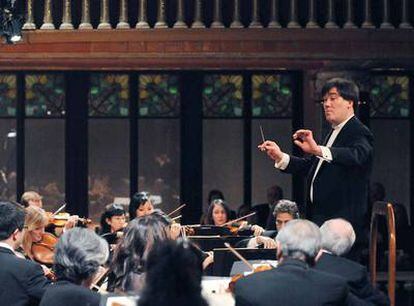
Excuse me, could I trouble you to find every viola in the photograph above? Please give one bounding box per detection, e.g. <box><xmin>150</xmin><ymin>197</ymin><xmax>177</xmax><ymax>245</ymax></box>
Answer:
<box><xmin>31</xmin><ymin>232</ymin><xmax>58</xmax><ymax>265</ymax></box>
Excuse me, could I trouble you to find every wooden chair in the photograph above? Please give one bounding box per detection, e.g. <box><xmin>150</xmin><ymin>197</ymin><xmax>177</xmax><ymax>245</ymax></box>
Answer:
<box><xmin>369</xmin><ymin>201</ymin><xmax>396</xmax><ymax>306</ymax></box>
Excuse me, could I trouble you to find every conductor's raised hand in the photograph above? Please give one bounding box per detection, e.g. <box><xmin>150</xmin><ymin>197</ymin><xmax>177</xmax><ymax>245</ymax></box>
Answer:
<box><xmin>293</xmin><ymin>129</ymin><xmax>322</xmax><ymax>156</ymax></box>
<box><xmin>258</xmin><ymin>140</ymin><xmax>284</xmax><ymax>163</ymax></box>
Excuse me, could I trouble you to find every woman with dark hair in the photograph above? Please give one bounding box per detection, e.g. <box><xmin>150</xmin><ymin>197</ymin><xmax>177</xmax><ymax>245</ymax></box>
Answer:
<box><xmin>99</xmin><ymin>203</ymin><xmax>126</xmax><ymax>236</ymax></box>
<box><xmin>204</xmin><ymin>199</ymin><xmax>231</xmax><ymax>226</ymax></box>
<box><xmin>128</xmin><ymin>192</ymin><xmax>154</xmax><ymax>220</ymax></box>
<box><xmin>138</xmin><ymin>240</ymin><xmax>208</xmax><ymax>306</ymax></box>
<box><xmin>108</xmin><ymin>211</ymin><xmax>171</xmax><ymax>293</ymax></box>
<box><xmin>39</xmin><ymin>228</ymin><xmax>108</xmax><ymax>306</ymax></box>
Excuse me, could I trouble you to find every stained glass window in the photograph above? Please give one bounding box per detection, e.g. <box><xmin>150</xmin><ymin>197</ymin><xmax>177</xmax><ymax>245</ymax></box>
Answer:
<box><xmin>203</xmin><ymin>75</ymin><xmax>243</xmax><ymax>117</ymax></box>
<box><xmin>0</xmin><ymin>74</ymin><xmax>17</xmax><ymax>117</ymax></box>
<box><xmin>369</xmin><ymin>76</ymin><xmax>409</xmax><ymax>118</ymax></box>
<box><xmin>138</xmin><ymin>74</ymin><xmax>180</xmax><ymax>117</ymax></box>
<box><xmin>252</xmin><ymin>74</ymin><xmax>293</xmax><ymax>117</ymax></box>
<box><xmin>89</xmin><ymin>74</ymin><xmax>129</xmax><ymax>116</ymax></box>
<box><xmin>25</xmin><ymin>74</ymin><xmax>65</xmax><ymax>117</ymax></box>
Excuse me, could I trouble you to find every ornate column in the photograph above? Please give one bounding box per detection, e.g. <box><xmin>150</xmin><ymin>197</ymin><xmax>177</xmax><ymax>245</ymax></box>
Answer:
<box><xmin>23</xmin><ymin>0</ymin><xmax>36</xmax><ymax>30</ymax></box>
<box><xmin>97</xmin><ymin>0</ymin><xmax>111</xmax><ymax>29</ymax></box>
<box><xmin>60</xmin><ymin>0</ymin><xmax>74</xmax><ymax>30</ymax></box>
<box><xmin>211</xmin><ymin>0</ymin><xmax>224</xmax><ymax>28</ymax></box>
<box><xmin>174</xmin><ymin>0</ymin><xmax>187</xmax><ymax>28</ymax></box>
<box><xmin>136</xmin><ymin>0</ymin><xmax>150</xmax><ymax>28</ymax></box>
<box><xmin>155</xmin><ymin>0</ymin><xmax>168</xmax><ymax>28</ymax></box>
<box><xmin>191</xmin><ymin>0</ymin><xmax>205</xmax><ymax>28</ymax></box>
<box><xmin>117</xmin><ymin>0</ymin><xmax>130</xmax><ymax>29</ymax></box>
<box><xmin>79</xmin><ymin>0</ymin><xmax>93</xmax><ymax>29</ymax></box>
<box><xmin>40</xmin><ymin>0</ymin><xmax>55</xmax><ymax>30</ymax></box>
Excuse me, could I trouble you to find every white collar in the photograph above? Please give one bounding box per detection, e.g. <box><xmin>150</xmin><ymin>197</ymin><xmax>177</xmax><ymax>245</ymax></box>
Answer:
<box><xmin>332</xmin><ymin>114</ymin><xmax>354</xmax><ymax>130</ymax></box>
<box><xmin>0</xmin><ymin>242</ymin><xmax>15</xmax><ymax>254</ymax></box>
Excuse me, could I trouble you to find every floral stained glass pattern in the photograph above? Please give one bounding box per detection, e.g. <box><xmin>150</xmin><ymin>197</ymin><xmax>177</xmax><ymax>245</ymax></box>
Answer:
<box><xmin>203</xmin><ymin>75</ymin><xmax>243</xmax><ymax>117</ymax></box>
<box><xmin>0</xmin><ymin>74</ymin><xmax>17</xmax><ymax>117</ymax></box>
<box><xmin>139</xmin><ymin>75</ymin><xmax>180</xmax><ymax>117</ymax></box>
<box><xmin>89</xmin><ymin>74</ymin><xmax>129</xmax><ymax>116</ymax></box>
<box><xmin>252</xmin><ymin>74</ymin><xmax>293</xmax><ymax>117</ymax></box>
<box><xmin>25</xmin><ymin>74</ymin><xmax>65</xmax><ymax>117</ymax></box>
<box><xmin>369</xmin><ymin>76</ymin><xmax>409</xmax><ymax>118</ymax></box>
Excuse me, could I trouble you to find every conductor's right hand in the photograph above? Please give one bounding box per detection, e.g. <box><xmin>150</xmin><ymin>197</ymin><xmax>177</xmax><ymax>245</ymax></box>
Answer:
<box><xmin>258</xmin><ymin>141</ymin><xmax>284</xmax><ymax>163</ymax></box>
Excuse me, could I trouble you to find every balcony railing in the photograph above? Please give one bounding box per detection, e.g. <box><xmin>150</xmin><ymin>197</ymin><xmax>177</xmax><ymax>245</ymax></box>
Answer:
<box><xmin>21</xmin><ymin>0</ymin><xmax>413</xmax><ymax>31</ymax></box>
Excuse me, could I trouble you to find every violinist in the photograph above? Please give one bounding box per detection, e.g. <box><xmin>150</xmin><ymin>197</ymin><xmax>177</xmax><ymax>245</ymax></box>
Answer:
<box><xmin>240</xmin><ymin>200</ymin><xmax>299</xmax><ymax>249</ymax></box>
<box><xmin>204</xmin><ymin>199</ymin><xmax>264</xmax><ymax>236</ymax></box>
<box><xmin>39</xmin><ymin>228</ymin><xmax>108</xmax><ymax>306</ymax></box>
<box><xmin>21</xmin><ymin>206</ymin><xmax>78</xmax><ymax>270</ymax></box>
<box><xmin>128</xmin><ymin>191</ymin><xmax>154</xmax><ymax>220</ymax></box>
<box><xmin>100</xmin><ymin>204</ymin><xmax>126</xmax><ymax>234</ymax></box>
<box><xmin>108</xmin><ymin>211</ymin><xmax>171</xmax><ymax>293</ymax></box>
<box><xmin>0</xmin><ymin>201</ymin><xmax>50</xmax><ymax>306</ymax></box>
<box><xmin>234</xmin><ymin>220</ymin><xmax>351</xmax><ymax>306</ymax></box>
<box><xmin>21</xmin><ymin>190</ymin><xmax>43</xmax><ymax>208</ymax></box>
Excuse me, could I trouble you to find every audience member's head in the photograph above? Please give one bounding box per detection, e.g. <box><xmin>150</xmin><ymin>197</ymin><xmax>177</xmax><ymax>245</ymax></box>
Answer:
<box><xmin>276</xmin><ymin>219</ymin><xmax>321</xmax><ymax>265</ymax></box>
<box><xmin>22</xmin><ymin>206</ymin><xmax>49</xmax><ymax>259</ymax></box>
<box><xmin>205</xmin><ymin>199</ymin><xmax>230</xmax><ymax>226</ymax></box>
<box><xmin>54</xmin><ymin>228</ymin><xmax>108</xmax><ymax>286</ymax></box>
<box><xmin>0</xmin><ymin>201</ymin><xmax>25</xmax><ymax>249</ymax></box>
<box><xmin>129</xmin><ymin>191</ymin><xmax>154</xmax><ymax>220</ymax></box>
<box><xmin>319</xmin><ymin>218</ymin><xmax>356</xmax><ymax>256</ymax></box>
<box><xmin>267</xmin><ymin>185</ymin><xmax>284</xmax><ymax>206</ymax></box>
<box><xmin>100</xmin><ymin>203</ymin><xmax>126</xmax><ymax>234</ymax></box>
<box><xmin>273</xmin><ymin>199</ymin><xmax>299</xmax><ymax>231</ymax></box>
<box><xmin>21</xmin><ymin>191</ymin><xmax>43</xmax><ymax>208</ymax></box>
<box><xmin>110</xmin><ymin>211</ymin><xmax>171</xmax><ymax>292</ymax></box>
<box><xmin>139</xmin><ymin>239</ymin><xmax>208</xmax><ymax>306</ymax></box>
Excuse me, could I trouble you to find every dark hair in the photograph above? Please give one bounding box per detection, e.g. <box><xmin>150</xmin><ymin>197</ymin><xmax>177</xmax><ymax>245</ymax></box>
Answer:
<box><xmin>205</xmin><ymin>199</ymin><xmax>230</xmax><ymax>225</ymax></box>
<box><xmin>100</xmin><ymin>203</ymin><xmax>126</xmax><ymax>234</ymax></box>
<box><xmin>0</xmin><ymin>201</ymin><xmax>25</xmax><ymax>240</ymax></box>
<box><xmin>129</xmin><ymin>191</ymin><xmax>151</xmax><ymax>220</ymax></box>
<box><xmin>207</xmin><ymin>189</ymin><xmax>224</xmax><ymax>204</ymax></box>
<box><xmin>139</xmin><ymin>240</ymin><xmax>208</xmax><ymax>306</ymax></box>
<box><xmin>267</xmin><ymin>185</ymin><xmax>284</xmax><ymax>206</ymax></box>
<box><xmin>321</xmin><ymin>78</ymin><xmax>359</xmax><ymax>111</ymax></box>
<box><xmin>109</xmin><ymin>211</ymin><xmax>171</xmax><ymax>292</ymax></box>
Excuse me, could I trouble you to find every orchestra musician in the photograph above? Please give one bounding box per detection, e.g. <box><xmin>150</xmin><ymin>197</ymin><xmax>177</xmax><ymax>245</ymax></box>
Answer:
<box><xmin>39</xmin><ymin>228</ymin><xmax>108</xmax><ymax>306</ymax></box>
<box><xmin>203</xmin><ymin>199</ymin><xmax>264</xmax><ymax>236</ymax></box>
<box><xmin>128</xmin><ymin>191</ymin><xmax>154</xmax><ymax>220</ymax></box>
<box><xmin>0</xmin><ymin>201</ymin><xmax>51</xmax><ymax>306</ymax></box>
<box><xmin>99</xmin><ymin>203</ymin><xmax>126</xmax><ymax>248</ymax></box>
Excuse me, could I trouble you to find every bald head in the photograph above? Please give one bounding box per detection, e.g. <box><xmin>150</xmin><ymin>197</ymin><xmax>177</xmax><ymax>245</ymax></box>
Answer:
<box><xmin>320</xmin><ymin>219</ymin><xmax>356</xmax><ymax>256</ymax></box>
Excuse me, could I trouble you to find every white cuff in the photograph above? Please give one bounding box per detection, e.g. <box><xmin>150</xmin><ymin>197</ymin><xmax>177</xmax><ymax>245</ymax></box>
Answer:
<box><xmin>274</xmin><ymin>153</ymin><xmax>290</xmax><ymax>170</ymax></box>
<box><xmin>318</xmin><ymin>146</ymin><xmax>332</xmax><ymax>162</ymax></box>
<box><xmin>247</xmin><ymin>238</ymin><xmax>259</xmax><ymax>248</ymax></box>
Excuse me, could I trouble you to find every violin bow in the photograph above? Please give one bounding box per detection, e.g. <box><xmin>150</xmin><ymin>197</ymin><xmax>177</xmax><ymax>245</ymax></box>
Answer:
<box><xmin>167</xmin><ymin>204</ymin><xmax>186</xmax><ymax>217</ymax></box>
<box><xmin>224</xmin><ymin>242</ymin><xmax>254</xmax><ymax>271</ymax></box>
<box><xmin>171</xmin><ymin>215</ymin><xmax>182</xmax><ymax>222</ymax></box>
<box><xmin>52</xmin><ymin>203</ymin><xmax>67</xmax><ymax>216</ymax></box>
<box><xmin>220</xmin><ymin>212</ymin><xmax>256</xmax><ymax>227</ymax></box>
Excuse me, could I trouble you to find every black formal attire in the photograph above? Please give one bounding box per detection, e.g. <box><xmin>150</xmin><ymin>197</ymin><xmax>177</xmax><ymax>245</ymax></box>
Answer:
<box><xmin>315</xmin><ymin>252</ymin><xmax>389</xmax><ymax>305</ymax></box>
<box><xmin>39</xmin><ymin>280</ymin><xmax>100</xmax><ymax>306</ymax></box>
<box><xmin>283</xmin><ymin>116</ymin><xmax>373</xmax><ymax>233</ymax></box>
<box><xmin>0</xmin><ymin>246</ymin><xmax>50</xmax><ymax>306</ymax></box>
<box><xmin>234</xmin><ymin>258</ymin><xmax>351</xmax><ymax>306</ymax></box>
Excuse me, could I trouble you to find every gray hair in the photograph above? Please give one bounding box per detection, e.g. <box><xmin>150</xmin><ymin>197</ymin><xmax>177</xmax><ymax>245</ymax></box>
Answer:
<box><xmin>320</xmin><ymin>219</ymin><xmax>356</xmax><ymax>256</ymax></box>
<box><xmin>276</xmin><ymin>219</ymin><xmax>321</xmax><ymax>262</ymax></box>
<box><xmin>273</xmin><ymin>199</ymin><xmax>299</xmax><ymax>218</ymax></box>
<box><xmin>54</xmin><ymin>228</ymin><xmax>109</xmax><ymax>283</ymax></box>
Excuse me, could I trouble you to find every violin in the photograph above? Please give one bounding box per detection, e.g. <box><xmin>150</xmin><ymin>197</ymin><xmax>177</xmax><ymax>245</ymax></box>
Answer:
<box><xmin>31</xmin><ymin>232</ymin><xmax>58</xmax><ymax>265</ymax></box>
<box><xmin>223</xmin><ymin>242</ymin><xmax>272</xmax><ymax>292</ymax></box>
<box><xmin>47</xmin><ymin>212</ymin><xmax>93</xmax><ymax>228</ymax></box>
<box><xmin>221</xmin><ymin>212</ymin><xmax>258</xmax><ymax>236</ymax></box>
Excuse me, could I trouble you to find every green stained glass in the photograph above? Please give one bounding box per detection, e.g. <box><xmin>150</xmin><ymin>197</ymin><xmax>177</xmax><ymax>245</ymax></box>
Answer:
<box><xmin>89</xmin><ymin>74</ymin><xmax>129</xmax><ymax>116</ymax></box>
<box><xmin>369</xmin><ymin>76</ymin><xmax>409</xmax><ymax>118</ymax></box>
<box><xmin>25</xmin><ymin>74</ymin><xmax>65</xmax><ymax>117</ymax></box>
<box><xmin>203</xmin><ymin>75</ymin><xmax>243</xmax><ymax>117</ymax></box>
<box><xmin>139</xmin><ymin>75</ymin><xmax>180</xmax><ymax>117</ymax></box>
<box><xmin>0</xmin><ymin>74</ymin><xmax>17</xmax><ymax>117</ymax></box>
<box><xmin>252</xmin><ymin>74</ymin><xmax>292</xmax><ymax>117</ymax></box>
